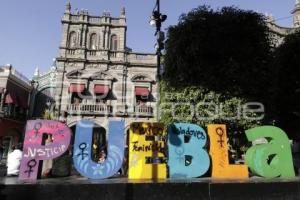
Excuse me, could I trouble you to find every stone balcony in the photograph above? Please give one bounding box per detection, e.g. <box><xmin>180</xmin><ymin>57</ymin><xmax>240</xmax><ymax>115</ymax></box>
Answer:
<box><xmin>133</xmin><ymin>105</ymin><xmax>154</xmax><ymax>117</ymax></box>
<box><xmin>115</xmin><ymin>104</ymin><xmax>154</xmax><ymax>118</ymax></box>
<box><xmin>67</xmin><ymin>104</ymin><xmax>113</xmax><ymax>116</ymax></box>
<box><xmin>66</xmin><ymin>15</ymin><xmax>126</xmax><ymax>27</ymax></box>
<box><xmin>86</xmin><ymin>50</ymin><xmax>109</xmax><ymax>60</ymax></box>
<box><xmin>109</xmin><ymin>51</ymin><xmax>125</xmax><ymax>62</ymax></box>
<box><xmin>86</xmin><ymin>50</ymin><xmax>125</xmax><ymax>62</ymax></box>
<box><xmin>64</xmin><ymin>48</ymin><xmax>85</xmax><ymax>59</ymax></box>
<box><xmin>127</xmin><ymin>53</ymin><xmax>156</xmax><ymax>65</ymax></box>
<box><xmin>62</xmin><ymin>48</ymin><xmax>127</xmax><ymax>62</ymax></box>
<box><xmin>60</xmin><ymin>48</ymin><xmax>156</xmax><ymax>65</ymax></box>
<box><xmin>66</xmin><ymin>104</ymin><xmax>154</xmax><ymax>118</ymax></box>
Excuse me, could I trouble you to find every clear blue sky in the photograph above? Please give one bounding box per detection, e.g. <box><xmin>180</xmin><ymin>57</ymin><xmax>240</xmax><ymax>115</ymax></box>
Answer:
<box><xmin>0</xmin><ymin>0</ymin><xmax>296</xmax><ymax>78</ymax></box>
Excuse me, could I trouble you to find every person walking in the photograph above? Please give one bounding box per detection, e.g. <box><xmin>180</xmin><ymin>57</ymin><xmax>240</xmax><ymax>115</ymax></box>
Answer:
<box><xmin>6</xmin><ymin>143</ymin><xmax>23</xmax><ymax>176</ymax></box>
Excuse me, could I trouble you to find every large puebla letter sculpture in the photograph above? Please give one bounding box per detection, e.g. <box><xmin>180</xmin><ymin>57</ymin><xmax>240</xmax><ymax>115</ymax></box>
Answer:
<box><xmin>168</xmin><ymin>123</ymin><xmax>210</xmax><ymax>178</ymax></box>
<box><xmin>208</xmin><ymin>125</ymin><xmax>248</xmax><ymax>178</ymax></box>
<box><xmin>128</xmin><ymin>122</ymin><xmax>167</xmax><ymax>179</ymax></box>
<box><xmin>19</xmin><ymin>120</ymin><xmax>71</xmax><ymax>180</ymax></box>
<box><xmin>19</xmin><ymin>120</ymin><xmax>295</xmax><ymax>180</ymax></box>
<box><xmin>73</xmin><ymin>120</ymin><xmax>125</xmax><ymax>179</ymax></box>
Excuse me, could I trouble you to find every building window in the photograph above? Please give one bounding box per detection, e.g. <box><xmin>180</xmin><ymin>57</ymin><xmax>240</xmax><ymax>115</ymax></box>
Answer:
<box><xmin>135</xmin><ymin>87</ymin><xmax>150</xmax><ymax>105</ymax></box>
<box><xmin>69</xmin><ymin>84</ymin><xmax>85</xmax><ymax>105</ymax></box>
<box><xmin>94</xmin><ymin>84</ymin><xmax>110</xmax><ymax>103</ymax></box>
<box><xmin>89</xmin><ymin>33</ymin><xmax>97</xmax><ymax>50</ymax></box>
<box><xmin>71</xmin><ymin>93</ymin><xmax>83</xmax><ymax>105</ymax></box>
<box><xmin>136</xmin><ymin>96</ymin><xmax>148</xmax><ymax>106</ymax></box>
<box><xmin>110</xmin><ymin>35</ymin><xmax>118</xmax><ymax>51</ymax></box>
<box><xmin>69</xmin><ymin>32</ymin><xmax>77</xmax><ymax>48</ymax></box>
<box><xmin>3</xmin><ymin>93</ymin><xmax>15</xmax><ymax>117</ymax></box>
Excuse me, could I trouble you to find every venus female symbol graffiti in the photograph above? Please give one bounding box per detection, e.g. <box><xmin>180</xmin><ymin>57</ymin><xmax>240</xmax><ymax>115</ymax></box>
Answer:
<box><xmin>33</xmin><ymin>122</ymin><xmax>42</xmax><ymax>138</ymax></box>
<box><xmin>19</xmin><ymin>120</ymin><xmax>71</xmax><ymax>180</ymax></box>
<box><xmin>73</xmin><ymin>120</ymin><xmax>125</xmax><ymax>179</ymax></box>
<box><xmin>24</xmin><ymin>159</ymin><xmax>37</xmax><ymax>178</ymax></box>
<box><xmin>216</xmin><ymin>127</ymin><xmax>225</xmax><ymax>148</ymax></box>
<box><xmin>77</xmin><ymin>143</ymin><xmax>88</xmax><ymax>160</ymax></box>
<box><xmin>207</xmin><ymin>125</ymin><xmax>248</xmax><ymax>178</ymax></box>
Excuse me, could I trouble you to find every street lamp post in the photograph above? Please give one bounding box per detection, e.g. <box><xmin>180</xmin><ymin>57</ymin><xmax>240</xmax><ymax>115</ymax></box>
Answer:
<box><xmin>46</xmin><ymin>99</ymin><xmax>52</xmax><ymax>120</ymax></box>
<box><xmin>150</xmin><ymin>0</ymin><xmax>167</xmax><ymax>122</ymax></box>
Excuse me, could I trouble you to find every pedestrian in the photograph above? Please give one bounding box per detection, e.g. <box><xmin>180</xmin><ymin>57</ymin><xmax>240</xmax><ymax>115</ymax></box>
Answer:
<box><xmin>98</xmin><ymin>150</ymin><xmax>106</xmax><ymax>164</ymax></box>
<box><xmin>42</xmin><ymin>135</ymin><xmax>53</xmax><ymax>178</ymax></box>
<box><xmin>6</xmin><ymin>143</ymin><xmax>23</xmax><ymax>176</ymax></box>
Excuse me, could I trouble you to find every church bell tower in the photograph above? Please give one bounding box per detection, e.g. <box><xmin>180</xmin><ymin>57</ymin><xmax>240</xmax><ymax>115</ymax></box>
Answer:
<box><xmin>292</xmin><ymin>0</ymin><xmax>300</xmax><ymax>28</ymax></box>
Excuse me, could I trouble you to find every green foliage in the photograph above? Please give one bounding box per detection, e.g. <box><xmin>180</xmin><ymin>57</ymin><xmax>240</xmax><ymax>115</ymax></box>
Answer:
<box><xmin>274</xmin><ymin>30</ymin><xmax>300</xmax><ymax>139</ymax></box>
<box><xmin>160</xmin><ymin>5</ymin><xmax>276</xmax><ymax>156</ymax></box>
<box><xmin>164</xmin><ymin>5</ymin><xmax>273</xmax><ymax>103</ymax></box>
<box><xmin>160</xmin><ymin>80</ymin><xmax>262</xmax><ymax>132</ymax></box>
<box><xmin>160</xmin><ymin>80</ymin><xmax>262</xmax><ymax>159</ymax></box>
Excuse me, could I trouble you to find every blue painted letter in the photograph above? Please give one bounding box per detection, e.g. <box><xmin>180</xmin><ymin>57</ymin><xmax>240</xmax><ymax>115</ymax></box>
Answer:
<box><xmin>73</xmin><ymin>120</ymin><xmax>125</xmax><ymax>179</ymax></box>
<box><xmin>167</xmin><ymin>123</ymin><xmax>210</xmax><ymax>178</ymax></box>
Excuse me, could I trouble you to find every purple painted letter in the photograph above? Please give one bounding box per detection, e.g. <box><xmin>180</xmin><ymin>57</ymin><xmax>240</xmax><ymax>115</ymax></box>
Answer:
<box><xmin>19</xmin><ymin>120</ymin><xmax>71</xmax><ymax>180</ymax></box>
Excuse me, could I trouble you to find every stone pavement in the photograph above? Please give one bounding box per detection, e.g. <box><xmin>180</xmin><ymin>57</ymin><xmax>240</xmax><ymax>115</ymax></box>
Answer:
<box><xmin>1</xmin><ymin>175</ymin><xmax>300</xmax><ymax>200</ymax></box>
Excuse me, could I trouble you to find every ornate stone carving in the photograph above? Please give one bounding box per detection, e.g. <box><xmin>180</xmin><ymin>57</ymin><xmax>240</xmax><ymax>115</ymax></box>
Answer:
<box><xmin>90</xmin><ymin>71</ymin><xmax>114</xmax><ymax>80</ymax></box>
<box><xmin>86</xmin><ymin>64</ymin><xmax>108</xmax><ymax>70</ymax></box>
<box><xmin>109</xmin><ymin>65</ymin><xmax>123</xmax><ymax>70</ymax></box>
<box><xmin>66</xmin><ymin>70</ymin><xmax>83</xmax><ymax>79</ymax></box>
<box><xmin>131</xmin><ymin>74</ymin><xmax>154</xmax><ymax>83</ymax></box>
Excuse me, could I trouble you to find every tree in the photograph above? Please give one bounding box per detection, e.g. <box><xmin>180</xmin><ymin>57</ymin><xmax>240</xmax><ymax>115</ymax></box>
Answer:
<box><xmin>163</xmin><ymin>5</ymin><xmax>273</xmax><ymax>102</ymax></box>
<box><xmin>161</xmin><ymin>5</ymin><xmax>276</xmax><ymax>158</ymax></box>
<box><xmin>275</xmin><ymin>31</ymin><xmax>300</xmax><ymax>140</ymax></box>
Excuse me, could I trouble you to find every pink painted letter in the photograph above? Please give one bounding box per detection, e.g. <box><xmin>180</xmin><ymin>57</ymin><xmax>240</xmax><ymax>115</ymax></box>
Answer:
<box><xmin>19</xmin><ymin>120</ymin><xmax>71</xmax><ymax>180</ymax></box>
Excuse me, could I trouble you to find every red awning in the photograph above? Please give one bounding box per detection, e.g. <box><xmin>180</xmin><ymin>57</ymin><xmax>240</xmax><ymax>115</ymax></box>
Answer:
<box><xmin>5</xmin><ymin>93</ymin><xmax>16</xmax><ymax>104</ymax></box>
<box><xmin>135</xmin><ymin>87</ymin><xmax>150</xmax><ymax>96</ymax></box>
<box><xmin>69</xmin><ymin>84</ymin><xmax>85</xmax><ymax>93</ymax></box>
<box><xmin>94</xmin><ymin>85</ymin><xmax>110</xmax><ymax>94</ymax></box>
<box><xmin>4</xmin><ymin>93</ymin><xmax>28</xmax><ymax>108</ymax></box>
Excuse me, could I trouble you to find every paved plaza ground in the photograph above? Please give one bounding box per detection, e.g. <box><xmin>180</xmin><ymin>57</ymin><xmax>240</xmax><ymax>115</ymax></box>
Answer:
<box><xmin>1</xmin><ymin>175</ymin><xmax>300</xmax><ymax>200</ymax></box>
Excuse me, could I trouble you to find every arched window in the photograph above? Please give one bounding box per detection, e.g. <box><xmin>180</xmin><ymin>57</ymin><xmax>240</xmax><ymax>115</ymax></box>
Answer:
<box><xmin>110</xmin><ymin>35</ymin><xmax>118</xmax><ymax>51</ymax></box>
<box><xmin>89</xmin><ymin>33</ymin><xmax>97</xmax><ymax>50</ymax></box>
<box><xmin>69</xmin><ymin>32</ymin><xmax>77</xmax><ymax>48</ymax></box>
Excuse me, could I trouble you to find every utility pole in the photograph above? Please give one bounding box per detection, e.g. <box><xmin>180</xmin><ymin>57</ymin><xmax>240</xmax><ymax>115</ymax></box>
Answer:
<box><xmin>150</xmin><ymin>0</ymin><xmax>167</xmax><ymax>122</ymax></box>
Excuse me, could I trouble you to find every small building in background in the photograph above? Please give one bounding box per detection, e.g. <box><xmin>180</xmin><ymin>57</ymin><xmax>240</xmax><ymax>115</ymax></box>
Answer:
<box><xmin>0</xmin><ymin>65</ymin><xmax>32</xmax><ymax>162</ymax></box>
<box><xmin>29</xmin><ymin>60</ymin><xmax>57</xmax><ymax>119</ymax></box>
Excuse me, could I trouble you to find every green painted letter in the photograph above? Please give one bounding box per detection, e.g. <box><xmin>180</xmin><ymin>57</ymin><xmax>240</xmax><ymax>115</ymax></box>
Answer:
<box><xmin>245</xmin><ymin>126</ymin><xmax>295</xmax><ymax>178</ymax></box>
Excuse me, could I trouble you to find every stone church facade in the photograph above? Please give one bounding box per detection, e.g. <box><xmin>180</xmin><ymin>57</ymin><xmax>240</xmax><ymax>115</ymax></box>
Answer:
<box><xmin>30</xmin><ymin>2</ymin><xmax>300</xmax><ymax>136</ymax></box>
<box><xmin>54</xmin><ymin>3</ymin><xmax>158</xmax><ymax>136</ymax></box>
<box><xmin>267</xmin><ymin>0</ymin><xmax>300</xmax><ymax>46</ymax></box>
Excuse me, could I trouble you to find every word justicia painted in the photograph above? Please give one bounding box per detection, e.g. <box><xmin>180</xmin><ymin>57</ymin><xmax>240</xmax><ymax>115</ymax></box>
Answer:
<box><xmin>19</xmin><ymin>120</ymin><xmax>295</xmax><ymax>180</ymax></box>
<box><xmin>23</xmin><ymin>146</ymin><xmax>67</xmax><ymax>158</ymax></box>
